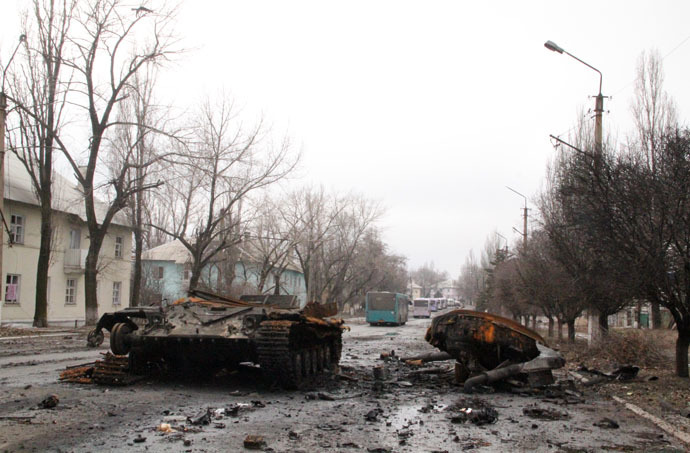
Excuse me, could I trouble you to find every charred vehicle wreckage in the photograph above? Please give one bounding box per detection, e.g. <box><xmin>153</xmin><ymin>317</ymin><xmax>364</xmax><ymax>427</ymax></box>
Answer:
<box><xmin>424</xmin><ymin>309</ymin><xmax>565</xmax><ymax>392</ymax></box>
<box><xmin>83</xmin><ymin>290</ymin><xmax>347</xmax><ymax>388</ymax></box>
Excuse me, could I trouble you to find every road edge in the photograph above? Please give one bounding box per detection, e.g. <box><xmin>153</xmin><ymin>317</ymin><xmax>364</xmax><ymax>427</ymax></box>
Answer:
<box><xmin>612</xmin><ymin>395</ymin><xmax>690</xmax><ymax>446</ymax></box>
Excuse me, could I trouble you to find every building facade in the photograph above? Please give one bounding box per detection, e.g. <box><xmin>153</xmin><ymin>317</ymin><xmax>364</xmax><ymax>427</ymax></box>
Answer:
<box><xmin>1</xmin><ymin>154</ymin><xmax>132</xmax><ymax>326</ymax></box>
<box><xmin>141</xmin><ymin>239</ymin><xmax>307</xmax><ymax>306</ymax></box>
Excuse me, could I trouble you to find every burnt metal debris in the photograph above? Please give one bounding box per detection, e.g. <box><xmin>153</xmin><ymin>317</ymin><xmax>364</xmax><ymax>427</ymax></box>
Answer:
<box><xmin>424</xmin><ymin>309</ymin><xmax>565</xmax><ymax>392</ymax></box>
<box><xmin>85</xmin><ymin>290</ymin><xmax>347</xmax><ymax>388</ymax></box>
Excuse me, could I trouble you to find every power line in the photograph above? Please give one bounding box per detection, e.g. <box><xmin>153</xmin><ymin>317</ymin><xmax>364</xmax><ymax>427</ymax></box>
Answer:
<box><xmin>611</xmin><ymin>31</ymin><xmax>690</xmax><ymax>97</ymax></box>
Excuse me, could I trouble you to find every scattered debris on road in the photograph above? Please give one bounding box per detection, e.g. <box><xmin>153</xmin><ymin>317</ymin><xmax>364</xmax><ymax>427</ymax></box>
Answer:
<box><xmin>243</xmin><ymin>434</ymin><xmax>266</xmax><ymax>450</ymax></box>
<box><xmin>522</xmin><ymin>404</ymin><xmax>569</xmax><ymax>420</ymax></box>
<box><xmin>58</xmin><ymin>352</ymin><xmax>142</xmax><ymax>385</ymax></box>
<box><xmin>38</xmin><ymin>394</ymin><xmax>59</xmax><ymax>409</ymax></box>
<box><xmin>594</xmin><ymin>417</ymin><xmax>620</xmax><ymax>429</ymax></box>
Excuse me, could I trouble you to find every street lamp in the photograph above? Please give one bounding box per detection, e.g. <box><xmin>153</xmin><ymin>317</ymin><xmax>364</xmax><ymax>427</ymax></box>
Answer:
<box><xmin>544</xmin><ymin>40</ymin><xmax>604</xmax><ymax>157</ymax></box>
<box><xmin>506</xmin><ymin>186</ymin><xmax>527</xmax><ymax>247</ymax></box>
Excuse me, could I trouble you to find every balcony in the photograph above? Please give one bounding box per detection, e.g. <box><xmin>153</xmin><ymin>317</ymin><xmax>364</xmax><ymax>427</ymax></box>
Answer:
<box><xmin>64</xmin><ymin>248</ymin><xmax>87</xmax><ymax>273</ymax></box>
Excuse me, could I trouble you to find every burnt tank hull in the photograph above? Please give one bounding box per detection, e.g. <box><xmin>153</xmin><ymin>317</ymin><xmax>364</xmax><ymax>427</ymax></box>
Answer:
<box><xmin>425</xmin><ymin>309</ymin><xmax>564</xmax><ymax>391</ymax></box>
<box><xmin>88</xmin><ymin>291</ymin><xmax>345</xmax><ymax>388</ymax></box>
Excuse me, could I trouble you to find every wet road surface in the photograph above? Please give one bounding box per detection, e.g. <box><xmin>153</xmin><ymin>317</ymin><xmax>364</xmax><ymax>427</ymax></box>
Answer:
<box><xmin>0</xmin><ymin>312</ymin><xmax>684</xmax><ymax>452</ymax></box>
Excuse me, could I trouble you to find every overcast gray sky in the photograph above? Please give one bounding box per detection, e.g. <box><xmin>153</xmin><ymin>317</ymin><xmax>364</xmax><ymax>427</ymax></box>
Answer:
<box><xmin>2</xmin><ymin>0</ymin><xmax>690</xmax><ymax>277</ymax></box>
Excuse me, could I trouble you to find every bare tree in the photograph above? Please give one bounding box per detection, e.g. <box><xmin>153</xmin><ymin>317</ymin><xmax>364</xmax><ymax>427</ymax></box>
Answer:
<box><xmin>516</xmin><ymin>229</ymin><xmax>586</xmax><ymax>341</ymax></box>
<box><xmin>316</xmin><ymin>194</ymin><xmax>382</xmax><ymax>310</ymax></box>
<box><xmin>631</xmin><ymin>49</ymin><xmax>678</xmax><ymax>174</ymax></box>
<box><xmin>630</xmin><ymin>49</ymin><xmax>678</xmax><ymax>328</ymax></box>
<box><xmin>6</xmin><ymin>0</ymin><xmax>76</xmax><ymax>326</ymax></box>
<box><xmin>107</xmin><ymin>64</ymin><xmax>174</xmax><ymax>306</ymax></box>
<box><xmin>280</xmin><ymin>186</ymin><xmax>341</xmax><ymax>301</ymax></box>
<box><xmin>457</xmin><ymin>250</ymin><xmax>485</xmax><ymax>308</ymax></box>
<box><xmin>411</xmin><ymin>262</ymin><xmax>448</xmax><ymax>298</ymax></box>
<box><xmin>18</xmin><ymin>0</ymin><xmax>185</xmax><ymax>325</ymax></box>
<box><xmin>566</xmin><ymin>129</ymin><xmax>690</xmax><ymax>377</ymax></box>
<box><xmin>242</xmin><ymin>197</ymin><xmax>297</xmax><ymax>295</ymax></box>
<box><xmin>151</xmin><ymin>96</ymin><xmax>297</xmax><ymax>292</ymax></box>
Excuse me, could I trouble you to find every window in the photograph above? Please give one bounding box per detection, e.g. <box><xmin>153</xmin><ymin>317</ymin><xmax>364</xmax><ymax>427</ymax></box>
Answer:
<box><xmin>114</xmin><ymin>236</ymin><xmax>123</xmax><ymax>258</ymax></box>
<box><xmin>10</xmin><ymin>214</ymin><xmax>24</xmax><ymax>244</ymax></box>
<box><xmin>5</xmin><ymin>274</ymin><xmax>20</xmax><ymax>304</ymax></box>
<box><xmin>183</xmin><ymin>263</ymin><xmax>191</xmax><ymax>281</ymax></box>
<box><xmin>69</xmin><ymin>229</ymin><xmax>81</xmax><ymax>249</ymax></box>
<box><xmin>157</xmin><ymin>266</ymin><xmax>164</xmax><ymax>279</ymax></box>
<box><xmin>112</xmin><ymin>281</ymin><xmax>122</xmax><ymax>306</ymax></box>
<box><xmin>65</xmin><ymin>279</ymin><xmax>77</xmax><ymax>305</ymax></box>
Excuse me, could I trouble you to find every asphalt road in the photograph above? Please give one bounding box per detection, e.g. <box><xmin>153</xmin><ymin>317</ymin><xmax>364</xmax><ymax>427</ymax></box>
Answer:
<box><xmin>0</xmin><ymin>312</ymin><xmax>684</xmax><ymax>452</ymax></box>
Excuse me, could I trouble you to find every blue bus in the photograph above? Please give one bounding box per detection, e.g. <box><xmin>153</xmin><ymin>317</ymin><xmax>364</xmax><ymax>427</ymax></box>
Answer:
<box><xmin>366</xmin><ymin>292</ymin><xmax>409</xmax><ymax>326</ymax></box>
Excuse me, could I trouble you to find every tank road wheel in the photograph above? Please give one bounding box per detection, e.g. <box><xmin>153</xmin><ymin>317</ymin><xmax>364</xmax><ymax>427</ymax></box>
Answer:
<box><xmin>110</xmin><ymin>322</ymin><xmax>132</xmax><ymax>356</ymax></box>
<box><xmin>317</xmin><ymin>345</ymin><xmax>327</xmax><ymax>371</ymax></box>
<box><xmin>302</xmin><ymin>350</ymin><xmax>312</xmax><ymax>377</ymax></box>
<box><xmin>310</xmin><ymin>348</ymin><xmax>319</xmax><ymax>374</ymax></box>
<box><xmin>323</xmin><ymin>344</ymin><xmax>332</xmax><ymax>370</ymax></box>
<box><xmin>291</xmin><ymin>352</ymin><xmax>303</xmax><ymax>385</ymax></box>
<box><xmin>330</xmin><ymin>337</ymin><xmax>342</xmax><ymax>364</ymax></box>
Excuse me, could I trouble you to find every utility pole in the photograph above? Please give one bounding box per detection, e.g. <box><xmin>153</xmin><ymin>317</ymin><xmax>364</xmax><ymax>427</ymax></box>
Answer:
<box><xmin>506</xmin><ymin>186</ymin><xmax>528</xmax><ymax>248</ymax></box>
<box><xmin>545</xmin><ymin>39</ymin><xmax>606</xmax><ymax>343</ymax></box>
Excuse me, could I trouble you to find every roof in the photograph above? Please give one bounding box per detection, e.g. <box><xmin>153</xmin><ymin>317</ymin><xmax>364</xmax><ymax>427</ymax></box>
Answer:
<box><xmin>438</xmin><ymin>279</ymin><xmax>458</xmax><ymax>289</ymax></box>
<box><xmin>4</xmin><ymin>152</ymin><xmax>131</xmax><ymax>227</ymax></box>
<box><xmin>142</xmin><ymin>239</ymin><xmax>191</xmax><ymax>263</ymax></box>
<box><xmin>143</xmin><ymin>238</ymin><xmax>303</xmax><ymax>273</ymax></box>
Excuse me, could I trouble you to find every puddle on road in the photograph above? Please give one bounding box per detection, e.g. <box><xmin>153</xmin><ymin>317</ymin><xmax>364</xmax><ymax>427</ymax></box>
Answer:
<box><xmin>387</xmin><ymin>403</ymin><xmax>448</xmax><ymax>430</ymax></box>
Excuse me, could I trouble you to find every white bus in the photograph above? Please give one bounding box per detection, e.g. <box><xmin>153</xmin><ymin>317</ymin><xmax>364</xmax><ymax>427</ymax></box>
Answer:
<box><xmin>413</xmin><ymin>298</ymin><xmax>431</xmax><ymax>318</ymax></box>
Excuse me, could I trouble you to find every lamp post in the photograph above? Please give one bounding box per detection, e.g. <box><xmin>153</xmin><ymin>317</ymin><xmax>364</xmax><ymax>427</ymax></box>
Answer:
<box><xmin>506</xmin><ymin>186</ymin><xmax>527</xmax><ymax>248</ymax></box>
<box><xmin>545</xmin><ymin>40</ymin><xmax>605</xmax><ymax>342</ymax></box>
<box><xmin>544</xmin><ymin>40</ymin><xmax>604</xmax><ymax>160</ymax></box>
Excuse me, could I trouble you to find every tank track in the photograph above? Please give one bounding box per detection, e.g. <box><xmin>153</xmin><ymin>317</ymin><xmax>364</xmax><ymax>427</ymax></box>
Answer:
<box><xmin>255</xmin><ymin>320</ymin><xmax>342</xmax><ymax>389</ymax></box>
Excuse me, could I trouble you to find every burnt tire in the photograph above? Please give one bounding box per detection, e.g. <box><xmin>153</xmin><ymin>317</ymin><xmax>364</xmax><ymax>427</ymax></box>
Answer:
<box><xmin>87</xmin><ymin>329</ymin><xmax>104</xmax><ymax>347</ymax></box>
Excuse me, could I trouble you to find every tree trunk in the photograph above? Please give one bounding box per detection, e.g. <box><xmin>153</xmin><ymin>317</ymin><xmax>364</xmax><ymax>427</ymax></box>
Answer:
<box><xmin>557</xmin><ymin>318</ymin><xmax>563</xmax><ymax>341</ymax></box>
<box><xmin>675</xmin><ymin>330</ymin><xmax>689</xmax><ymax>378</ymax></box>
<box><xmin>189</xmin><ymin>265</ymin><xmax>202</xmax><ymax>292</ymax></box>
<box><xmin>598</xmin><ymin>312</ymin><xmax>609</xmax><ymax>336</ymax></box>
<box><xmin>130</xmin><ymin>186</ymin><xmax>144</xmax><ymax>307</ymax></box>
<box><xmin>636</xmin><ymin>301</ymin><xmax>642</xmax><ymax>329</ymax></box>
<box><xmin>84</xmin><ymin>248</ymin><xmax>100</xmax><ymax>326</ymax></box>
<box><xmin>531</xmin><ymin>315</ymin><xmax>537</xmax><ymax>331</ymax></box>
<box><xmin>273</xmin><ymin>273</ymin><xmax>281</xmax><ymax>295</ymax></box>
<box><xmin>84</xmin><ymin>228</ymin><xmax>109</xmax><ymax>325</ymax></box>
<box><xmin>651</xmin><ymin>302</ymin><xmax>662</xmax><ymax>329</ymax></box>
<box><xmin>567</xmin><ymin>319</ymin><xmax>576</xmax><ymax>343</ymax></box>
<box><xmin>547</xmin><ymin>316</ymin><xmax>554</xmax><ymax>338</ymax></box>
<box><xmin>33</xmin><ymin>203</ymin><xmax>52</xmax><ymax>327</ymax></box>
<box><xmin>130</xmin><ymin>225</ymin><xmax>143</xmax><ymax>307</ymax></box>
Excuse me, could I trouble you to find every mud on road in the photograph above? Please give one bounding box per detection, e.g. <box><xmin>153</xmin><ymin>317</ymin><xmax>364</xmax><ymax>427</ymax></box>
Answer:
<box><xmin>0</xmin><ymin>314</ymin><xmax>685</xmax><ymax>452</ymax></box>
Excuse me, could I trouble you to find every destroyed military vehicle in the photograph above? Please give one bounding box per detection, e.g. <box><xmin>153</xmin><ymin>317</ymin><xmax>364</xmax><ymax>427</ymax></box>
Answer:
<box><xmin>87</xmin><ymin>290</ymin><xmax>346</xmax><ymax>388</ymax></box>
<box><xmin>425</xmin><ymin>309</ymin><xmax>565</xmax><ymax>392</ymax></box>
